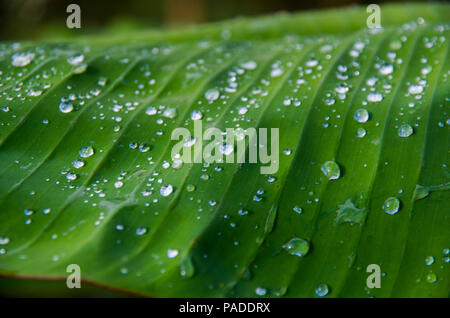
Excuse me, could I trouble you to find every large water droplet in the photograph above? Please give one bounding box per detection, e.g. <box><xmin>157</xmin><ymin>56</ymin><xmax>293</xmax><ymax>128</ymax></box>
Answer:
<box><xmin>354</xmin><ymin>108</ymin><xmax>369</xmax><ymax>123</ymax></box>
<box><xmin>160</xmin><ymin>184</ymin><xmax>173</xmax><ymax>197</ymax></box>
<box><xmin>59</xmin><ymin>102</ymin><xmax>74</xmax><ymax>113</ymax></box>
<box><xmin>12</xmin><ymin>52</ymin><xmax>35</xmax><ymax>67</ymax></box>
<box><xmin>79</xmin><ymin>146</ymin><xmax>94</xmax><ymax>158</ymax></box>
<box><xmin>315</xmin><ymin>283</ymin><xmax>329</xmax><ymax>297</ymax></box>
<box><xmin>283</xmin><ymin>238</ymin><xmax>310</xmax><ymax>257</ymax></box>
<box><xmin>321</xmin><ymin>161</ymin><xmax>341</xmax><ymax>180</ymax></box>
<box><xmin>205</xmin><ymin>88</ymin><xmax>220</xmax><ymax>101</ymax></box>
<box><xmin>398</xmin><ymin>124</ymin><xmax>413</xmax><ymax>138</ymax></box>
<box><xmin>382</xmin><ymin>197</ymin><xmax>400</xmax><ymax>215</ymax></box>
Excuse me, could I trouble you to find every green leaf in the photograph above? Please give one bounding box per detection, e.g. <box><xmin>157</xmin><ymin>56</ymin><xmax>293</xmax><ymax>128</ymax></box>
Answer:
<box><xmin>0</xmin><ymin>3</ymin><xmax>449</xmax><ymax>298</ymax></box>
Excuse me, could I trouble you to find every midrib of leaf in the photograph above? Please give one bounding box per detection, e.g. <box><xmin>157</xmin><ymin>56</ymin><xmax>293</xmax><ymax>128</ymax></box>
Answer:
<box><xmin>277</xmin><ymin>28</ymin><xmax>393</xmax><ymax>297</ymax></box>
<box><xmin>117</xmin><ymin>41</ymin><xmax>322</xmax><ymax>292</ymax></box>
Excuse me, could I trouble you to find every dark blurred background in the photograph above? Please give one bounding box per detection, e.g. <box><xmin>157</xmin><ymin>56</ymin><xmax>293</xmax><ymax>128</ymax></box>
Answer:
<box><xmin>0</xmin><ymin>0</ymin><xmax>442</xmax><ymax>41</ymax></box>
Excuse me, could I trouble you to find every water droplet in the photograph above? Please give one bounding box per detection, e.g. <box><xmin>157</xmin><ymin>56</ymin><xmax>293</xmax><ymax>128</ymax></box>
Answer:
<box><xmin>186</xmin><ymin>184</ymin><xmax>196</xmax><ymax>192</ymax></box>
<box><xmin>283</xmin><ymin>238</ymin><xmax>310</xmax><ymax>257</ymax></box>
<box><xmin>190</xmin><ymin>110</ymin><xmax>203</xmax><ymax>120</ymax></box>
<box><xmin>367</xmin><ymin>92</ymin><xmax>383</xmax><ymax>103</ymax></box>
<box><xmin>138</xmin><ymin>143</ymin><xmax>150</xmax><ymax>153</ymax></box>
<box><xmin>66</xmin><ymin>172</ymin><xmax>77</xmax><ymax>181</ymax></box>
<box><xmin>160</xmin><ymin>184</ymin><xmax>173</xmax><ymax>197</ymax></box>
<box><xmin>238</xmin><ymin>208</ymin><xmax>249</xmax><ymax>216</ymax></box>
<box><xmin>379</xmin><ymin>64</ymin><xmax>394</xmax><ymax>75</ymax></box>
<box><xmin>72</xmin><ymin>159</ymin><xmax>85</xmax><ymax>169</ymax></box>
<box><xmin>167</xmin><ymin>248</ymin><xmax>179</xmax><ymax>258</ymax></box>
<box><xmin>0</xmin><ymin>237</ymin><xmax>10</xmax><ymax>245</ymax></box>
<box><xmin>79</xmin><ymin>146</ymin><xmax>94</xmax><ymax>158</ymax></box>
<box><xmin>179</xmin><ymin>257</ymin><xmax>195</xmax><ymax>278</ymax></box>
<box><xmin>382</xmin><ymin>197</ymin><xmax>400</xmax><ymax>215</ymax></box>
<box><xmin>426</xmin><ymin>271</ymin><xmax>437</xmax><ymax>283</ymax></box>
<box><xmin>23</xmin><ymin>208</ymin><xmax>34</xmax><ymax>216</ymax></box>
<box><xmin>315</xmin><ymin>283</ymin><xmax>329</xmax><ymax>297</ymax></box>
<box><xmin>255</xmin><ymin>287</ymin><xmax>267</xmax><ymax>296</ymax></box>
<box><xmin>293</xmin><ymin>206</ymin><xmax>303</xmax><ymax>214</ymax></box>
<box><xmin>398</xmin><ymin>124</ymin><xmax>413</xmax><ymax>138</ymax></box>
<box><xmin>241</xmin><ymin>60</ymin><xmax>257</xmax><ymax>70</ymax></box>
<box><xmin>321</xmin><ymin>161</ymin><xmax>341</xmax><ymax>180</ymax></box>
<box><xmin>356</xmin><ymin>127</ymin><xmax>367</xmax><ymax>138</ymax></box>
<box><xmin>59</xmin><ymin>102</ymin><xmax>74</xmax><ymax>113</ymax></box>
<box><xmin>162</xmin><ymin>108</ymin><xmax>177</xmax><ymax>119</ymax></box>
<box><xmin>354</xmin><ymin>108</ymin><xmax>369</xmax><ymax>123</ymax></box>
<box><xmin>67</xmin><ymin>54</ymin><xmax>85</xmax><ymax>66</ymax></box>
<box><xmin>408</xmin><ymin>85</ymin><xmax>424</xmax><ymax>95</ymax></box>
<box><xmin>12</xmin><ymin>52</ymin><xmax>35</xmax><ymax>67</ymax></box>
<box><xmin>205</xmin><ymin>88</ymin><xmax>220</xmax><ymax>101</ymax></box>
<box><xmin>424</xmin><ymin>256</ymin><xmax>434</xmax><ymax>266</ymax></box>
<box><xmin>136</xmin><ymin>226</ymin><xmax>148</xmax><ymax>236</ymax></box>
<box><xmin>114</xmin><ymin>181</ymin><xmax>123</xmax><ymax>189</ymax></box>
<box><xmin>145</xmin><ymin>106</ymin><xmax>157</xmax><ymax>116</ymax></box>
<box><xmin>270</xmin><ymin>68</ymin><xmax>283</xmax><ymax>77</ymax></box>
<box><xmin>238</xmin><ymin>107</ymin><xmax>248</xmax><ymax>115</ymax></box>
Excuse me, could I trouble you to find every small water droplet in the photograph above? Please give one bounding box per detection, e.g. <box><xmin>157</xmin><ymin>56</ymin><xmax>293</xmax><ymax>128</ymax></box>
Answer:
<box><xmin>190</xmin><ymin>110</ymin><xmax>203</xmax><ymax>120</ymax></box>
<box><xmin>136</xmin><ymin>226</ymin><xmax>148</xmax><ymax>236</ymax></box>
<box><xmin>356</xmin><ymin>127</ymin><xmax>367</xmax><ymax>138</ymax></box>
<box><xmin>315</xmin><ymin>283</ymin><xmax>329</xmax><ymax>297</ymax></box>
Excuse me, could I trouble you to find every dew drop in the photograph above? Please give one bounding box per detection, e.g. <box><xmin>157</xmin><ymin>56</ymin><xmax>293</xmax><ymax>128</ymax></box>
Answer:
<box><xmin>356</xmin><ymin>127</ymin><xmax>367</xmax><ymax>138</ymax></box>
<box><xmin>321</xmin><ymin>161</ymin><xmax>341</xmax><ymax>180</ymax></box>
<box><xmin>160</xmin><ymin>184</ymin><xmax>173</xmax><ymax>197</ymax></box>
<box><xmin>315</xmin><ymin>283</ymin><xmax>329</xmax><ymax>297</ymax></box>
<box><xmin>367</xmin><ymin>92</ymin><xmax>383</xmax><ymax>103</ymax></box>
<box><xmin>283</xmin><ymin>238</ymin><xmax>310</xmax><ymax>257</ymax></box>
<box><xmin>0</xmin><ymin>237</ymin><xmax>10</xmax><ymax>245</ymax></box>
<box><xmin>190</xmin><ymin>110</ymin><xmax>203</xmax><ymax>120</ymax></box>
<box><xmin>398</xmin><ymin>124</ymin><xmax>413</xmax><ymax>138</ymax></box>
<box><xmin>424</xmin><ymin>256</ymin><xmax>434</xmax><ymax>266</ymax></box>
<box><xmin>205</xmin><ymin>88</ymin><xmax>220</xmax><ymax>101</ymax></box>
<box><xmin>382</xmin><ymin>197</ymin><xmax>400</xmax><ymax>215</ymax></box>
<box><xmin>354</xmin><ymin>108</ymin><xmax>369</xmax><ymax>123</ymax></box>
<box><xmin>167</xmin><ymin>248</ymin><xmax>179</xmax><ymax>258</ymax></box>
<box><xmin>12</xmin><ymin>52</ymin><xmax>35</xmax><ymax>67</ymax></box>
<box><xmin>136</xmin><ymin>227</ymin><xmax>148</xmax><ymax>236</ymax></box>
<box><xmin>79</xmin><ymin>146</ymin><xmax>94</xmax><ymax>158</ymax></box>
<box><xmin>72</xmin><ymin>159</ymin><xmax>85</xmax><ymax>169</ymax></box>
<box><xmin>59</xmin><ymin>102</ymin><xmax>74</xmax><ymax>113</ymax></box>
